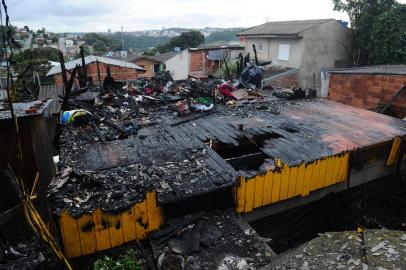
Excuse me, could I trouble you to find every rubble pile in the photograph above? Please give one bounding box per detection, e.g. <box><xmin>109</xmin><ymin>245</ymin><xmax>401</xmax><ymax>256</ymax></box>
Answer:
<box><xmin>0</xmin><ymin>237</ymin><xmax>58</xmax><ymax>270</ymax></box>
<box><xmin>151</xmin><ymin>210</ymin><xmax>273</xmax><ymax>270</ymax></box>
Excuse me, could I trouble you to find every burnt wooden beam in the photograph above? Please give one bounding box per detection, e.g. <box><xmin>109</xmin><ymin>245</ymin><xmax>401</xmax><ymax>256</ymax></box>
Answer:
<box><xmin>252</xmin><ymin>44</ymin><xmax>258</xmax><ymax>66</ymax></box>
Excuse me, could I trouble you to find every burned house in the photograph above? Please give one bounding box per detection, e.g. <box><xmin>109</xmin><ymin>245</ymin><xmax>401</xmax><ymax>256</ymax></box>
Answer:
<box><xmin>238</xmin><ymin>19</ymin><xmax>350</xmax><ymax>92</ymax></box>
<box><xmin>45</xmin><ymin>76</ymin><xmax>406</xmax><ymax>267</ymax></box>
<box><xmin>46</xmin><ymin>55</ymin><xmax>145</xmax><ymax>87</ymax></box>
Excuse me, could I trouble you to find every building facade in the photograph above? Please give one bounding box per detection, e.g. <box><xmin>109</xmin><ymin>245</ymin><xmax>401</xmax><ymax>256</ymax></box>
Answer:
<box><xmin>238</xmin><ymin>19</ymin><xmax>350</xmax><ymax>92</ymax></box>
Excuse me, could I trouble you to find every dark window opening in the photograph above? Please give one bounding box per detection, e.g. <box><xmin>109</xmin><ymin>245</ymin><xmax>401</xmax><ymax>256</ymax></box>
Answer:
<box><xmin>206</xmin><ymin>132</ymin><xmax>282</xmax><ymax>172</ymax></box>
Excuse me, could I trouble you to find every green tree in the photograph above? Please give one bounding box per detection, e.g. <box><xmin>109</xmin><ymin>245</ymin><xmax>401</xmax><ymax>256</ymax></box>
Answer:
<box><xmin>143</xmin><ymin>48</ymin><xmax>157</xmax><ymax>56</ymax></box>
<box><xmin>51</xmin><ymin>36</ymin><xmax>59</xmax><ymax>43</ymax></box>
<box><xmin>14</xmin><ymin>47</ymin><xmax>59</xmax><ymax>65</ymax></box>
<box><xmin>370</xmin><ymin>3</ymin><xmax>406</xmax><ymax>64</ymax></box>
<box><xmin>332</xmin><ymin>0</ymin><xmax>398</xmax><ymax>65</ymax></box>
<box><xmin>157</xmin><ymin>30</ymin><xmax>205</xmax><ymax>52</ymax></box>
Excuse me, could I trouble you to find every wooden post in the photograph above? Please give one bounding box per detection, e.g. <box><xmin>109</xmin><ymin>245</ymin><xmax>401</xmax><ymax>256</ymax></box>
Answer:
<box><xmin>58</xmin><ymin>51</ymin><xmax>68</xmax><ymax>96</ymax></box>
<box><xmin>96</xmin><ymin>60</ymin><xmax>102</xmax><ymax>88</ymax></box>
<box><xmin>80</xmin><ymin>46</ymin><xmax>87</xmax><ymax>83</ymax></box>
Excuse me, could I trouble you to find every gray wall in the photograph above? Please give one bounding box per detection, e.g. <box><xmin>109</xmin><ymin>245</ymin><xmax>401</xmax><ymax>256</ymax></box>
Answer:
<box><xmin>166</xmin><ymin>49</ymin><xmax>189</xmax><ymax>80</ymax></box>
<box><xmin>299</xmin><ymin>20</ymin><xmax>350</xmax><ymax>92</ymax></box>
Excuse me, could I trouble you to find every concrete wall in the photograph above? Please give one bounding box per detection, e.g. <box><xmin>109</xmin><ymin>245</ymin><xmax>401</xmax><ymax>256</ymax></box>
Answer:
<box><xmin>166</xmin><ymin>49</ymin><xmax>189</xmax><ymax>80</ymax></box>
<box><xmin>328</xmin><ymin>73</ymin><xmax>406</xmax><ymax>118</ymax></box>
<box><xmin>299</xmin><ymin>20</ymin><xmax>350</xmax><ymax>92</ymax></box>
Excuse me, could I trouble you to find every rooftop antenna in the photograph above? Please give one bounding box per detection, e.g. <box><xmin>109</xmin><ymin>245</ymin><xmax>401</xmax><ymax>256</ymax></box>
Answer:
<box><xmin>265</xmin><ymin>17</ymin><xmax>269</xmax><ymax>22</ymax></box>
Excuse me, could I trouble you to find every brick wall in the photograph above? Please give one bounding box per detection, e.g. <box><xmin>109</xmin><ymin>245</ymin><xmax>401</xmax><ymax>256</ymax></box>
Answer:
<box><xmin>328</xmin><ymin>73</ymin><xmax>406</xmax><ymax>118</ymax></box>
<box><xmin>266</xmin><ymin>73</ymin><xmax>299</xmax><ymax>89</ymax></box>
<box><xmin>189</xmin><ymin>50</ymin><xmax>220</xmax><ymax>76</ymax></box>
<box><xmin>53</xmin><ymin>62</ymin><xmax>140</xmax><ymax>86</ymax></box>
<box><xmin>131</xmin><ymin>59</ymin><xmax>157</xmax><ymax>78</ymax></box>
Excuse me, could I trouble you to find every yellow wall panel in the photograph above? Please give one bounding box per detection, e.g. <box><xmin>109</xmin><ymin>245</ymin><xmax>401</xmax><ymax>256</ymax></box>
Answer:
<box><xmin>146</xmin><ymin>191</ymin><xmax>164</xmax><ymax>231</ymax></box>
<box><xmin>92</xmin><ymin>208</ymin><xmax>111</xmax><ymax>252</ymax></box>
<box><xmin>60</xmin><ymin>212</ymin><xmax>82</xmax><ymax>258</ymax></box>
<box><xmin>287</xmin><ymin>166</ymin><xmax>297</xmax><ymax>198</ymax></box>
<box><xmin>134</xmin><ymin>201</ymin><xmax>148</xmax><ymax>239</ymax></box>
<box><xmin>295</xmin><ymin>163</ymin><xmax>305</xmax><ymax>196</ymax></box>
<box><xmin>244</xmin><ymin>178</ymin><xmax>255</xmax><ymax>213</ymax></box>
<box><xmin>254</xmin><ymin>175</ymin><xmax>265</xmax><ymax>208</ymax></box>
<box><xmin>121</xmin><ymin>208</ymin><xmax>137</xmax><ymax>243</ymax></box>
<box><xmin>324</xmin><ymin>157</ymin><xmax>334</xmax><ymax>187</ymax></box>
<box><xmin>302</xmin><ymin>163</ymin><xmax>313</xmax><ymax>197</ymax></box>
<box><xmin>279</xmin><ymin>164</ymin><xmax>290</xmax><ymax>200</ymax></box>
<box><xmin>77</xmin><ymin>214</ymin><xmax>96</xmax><ymax>255</ymax></box>
<box><xmin>271</xmin><ymin>171</ymin><xmax>281</xmax><ymax>203</ymax></box>
<box><xmin>235</xmin><ymin>177</ymin><xmax>246</xmax><ymax>213</ymax></box>
<box><xmin>262</xmin><ymin>171</ymin><xmax>273</xmax><ymax>205</ymax></box>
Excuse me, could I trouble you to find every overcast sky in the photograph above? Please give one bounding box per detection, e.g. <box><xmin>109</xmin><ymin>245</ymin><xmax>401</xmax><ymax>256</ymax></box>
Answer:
<box><xmin>5</xmin><ymin>0</ymin><xmax>406</xmax><ymax>33</ymax></box>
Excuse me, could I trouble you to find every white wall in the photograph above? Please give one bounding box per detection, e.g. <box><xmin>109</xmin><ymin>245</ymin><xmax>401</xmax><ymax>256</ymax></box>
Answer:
<box><xmin>165</xmin><ymin>49</ymin><xmax>189</xmax><ymax>80</ymax></box>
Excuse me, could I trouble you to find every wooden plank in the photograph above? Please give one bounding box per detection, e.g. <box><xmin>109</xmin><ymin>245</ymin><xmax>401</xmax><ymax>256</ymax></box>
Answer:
<box><xmin>318</xmin><ymin>158</ymin><xmax>328</xmax><ymax>189</ymax></box>
<box><xmin>287</xmin><ymin>165</ymin><xmax>298</xmax><ymax>198</ymax></box>
<box><xmin>253</xmin><ymin>174</ymin><xmax>265</xmax><ymax>209</ymax></box>
<box><xmin>387</xmin><ymin>137</ymin><xmax>402</xmax><ymax>166</ymax></box>
<box><xmin>244</xmin><ymin>178</ymin><xmax>255</xmax><ymax>213</ymax></box>
<box><xmin>106</xmin><ymin>213</ymin><xmax>124</xmax><ymax>248</ymax></box>
<box><xmin>134</xmin><ymin>200</ymin><xmax>149</xmax><ymax>239</ymax></box>
<box><xmin>262</xmin><ymin>171</ymin><xmax>273</xmax><ymax>205</ymax></box>
<box><xmin>146</xmin><ymin>191</ymin><xmax>164</xmax><ymax>232</ymax></box>
<box><xmin>77</xmin><ymin>214</ymin><xmax>96</xmax><ymax>255</ymax></box>
<box><xmin>295</xmin><ymin>163</ymin><xmax>305</xmax><ymax>196</ymax></box>
<box><xmin>60</xmin><ymin>212</ymin><xmax>82</xmax><ymax>258</ymax></box>
<box><xmin>279</xmin><ymin>164</ymin><xmax>290</xmax><ymax>201</ymax></box>
<box><xmin>121</xmin><ymin>208</ymin><xmax>137</xmax><ymax>243</ymax></box>
<box><xmin>302</xmin><ymin>162</ymin><xmax>313</xmax><ymax>197</ymax></box>
<box><xmin>92</xmin><ymin>209</ymin><xmax>112</xmax><ymax>252</ymax></box>
<box><xmin>324</xmin><ymin>156</ymin><xmax>334</xmax><ymax>187</ymax></box>
<box><xmin>271</xmin><ymin>171</ymin><xmax>281</xmax><ymax>203</ymax></box>
<box><xmin>236</xmin><ymin>177</ymin><xmax>246</xmax><ymax>213</ymax></box>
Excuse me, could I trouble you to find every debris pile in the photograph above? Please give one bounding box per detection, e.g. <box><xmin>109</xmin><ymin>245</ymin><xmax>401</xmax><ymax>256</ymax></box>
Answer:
<box><xmin>151</xmin><ymin>211</ymin><xmax>273</xmax><ymax>270</ymax></box>
<box><xmin>0</xmin><ymin>237</ymin><xmax>58</xmax><ymax>270</ymax></box>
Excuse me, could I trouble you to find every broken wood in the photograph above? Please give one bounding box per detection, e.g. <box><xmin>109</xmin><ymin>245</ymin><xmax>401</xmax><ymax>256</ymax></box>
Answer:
<box><xmin>252</xmin><ymin>44</ymin><xmax>259</xmax><ymax>66</ymax></box>
<box><xmin>90</xmin><ymin>120</ymin><xmax>107</xmax><ymax>143</ymax></box>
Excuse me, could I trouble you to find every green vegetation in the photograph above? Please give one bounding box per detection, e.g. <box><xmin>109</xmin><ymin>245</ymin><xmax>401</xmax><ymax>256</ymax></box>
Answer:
<box><xmin>332</xmin><ymin>0</ymin><xmax>406</xmax><ymax>65</ymax></box>
<box><xmin>93</xmin><ymin>249</ymin><xmax>144</xmax><ymax>270</ymax></box>
<box><xmin>157</xmin><ymin>30</ymin><xmax>205</xmax><ymax>52</ymax></box>
<box><xmin>83</xmin><ymin>33</ymin><xmax>121</xmax><ymax>52</ymax></box>
<box><xmin>214</xmin><ymin>61</ymin><xmax>238</xmax><ymax>80</ymax></box>
<box><xmin>205</xmin><ymin>29</ymin><xmax>243</xmax><ymax>45</ymax></box>
<box><xmin>111</xmin><ymin>33</ymin><xmax>170</xmax><ymax>53</ymax></box>
<box><xmin>14</xmin><ymin>47</ymin><xmax>59</xmax><ymax>65</ymax></box>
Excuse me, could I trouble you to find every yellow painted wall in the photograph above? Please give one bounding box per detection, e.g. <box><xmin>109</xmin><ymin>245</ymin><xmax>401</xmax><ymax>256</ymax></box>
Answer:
<box><xmin>59</xmin><ymin>191</ymin><xmax>164</xmax><ymax>258</ymax></box>
<box><xmin>235</xmin><ymin>153</ymin><xmax>350</xmax><ymax>214</ymax></box>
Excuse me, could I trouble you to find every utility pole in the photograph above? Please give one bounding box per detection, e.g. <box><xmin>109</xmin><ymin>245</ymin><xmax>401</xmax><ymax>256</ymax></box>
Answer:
<box><xmin>121</xmin><ymin>26</ymin><xmax>125</xmax><ymax>52</ymax></box>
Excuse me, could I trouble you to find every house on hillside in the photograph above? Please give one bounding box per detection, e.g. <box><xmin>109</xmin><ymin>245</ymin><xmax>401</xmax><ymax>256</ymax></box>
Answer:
<box><xmin>238</xmin><ymin>19</ymin><xmax>350</xmax><ymax>92</ymax></box>
<box><xmin>189</xmin><ymin>45</ymin><xmax>244</xmax><ymax>79</ymax></box>
<box><xmin>46</xmin><ymin>55</ymin><xmax>145</xmax><ymax>87</ymax></box>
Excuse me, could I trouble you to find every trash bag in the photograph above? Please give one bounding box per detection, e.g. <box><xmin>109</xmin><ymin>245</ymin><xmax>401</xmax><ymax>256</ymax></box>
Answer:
<box><xmin>239</xmin><ymin>63</ymin><xmax>264</xmax><ymax>89</ymax></box>
<box><xmin>60</xmin><ymin>109</ymin><xmax>92</xmax><ymax>127</ymax></box>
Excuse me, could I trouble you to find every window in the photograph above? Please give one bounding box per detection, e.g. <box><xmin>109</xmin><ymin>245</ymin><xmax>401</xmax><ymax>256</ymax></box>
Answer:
<box><xmin>256</xmin><ymin>44</ymin><xmax>264</xmax><ymax>53</ymax></box>
<box><xmin>278</xmin><ymin>44</ymin><xmax>290</xmax><ymax>61</ymax></box>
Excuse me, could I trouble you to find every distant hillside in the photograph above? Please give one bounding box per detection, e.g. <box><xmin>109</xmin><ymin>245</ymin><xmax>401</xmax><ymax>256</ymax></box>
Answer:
<box><xmin>106</xmin><ymin>28</ymin><xmax>244</xmax><ymax>53</ymax></box>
